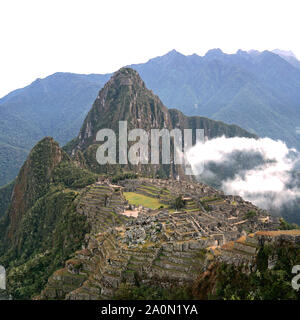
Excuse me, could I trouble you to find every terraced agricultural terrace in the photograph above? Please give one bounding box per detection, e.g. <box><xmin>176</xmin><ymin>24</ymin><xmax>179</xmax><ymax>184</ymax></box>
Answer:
<box><xmin>76</xmin><ymin>183</ymin><xmax>129</xmax><ymax>234</ymax></box>
<box><xmin>38</xmin><ymin>177</ymin><xmax>284</xmax><ymax>300</ymax></box>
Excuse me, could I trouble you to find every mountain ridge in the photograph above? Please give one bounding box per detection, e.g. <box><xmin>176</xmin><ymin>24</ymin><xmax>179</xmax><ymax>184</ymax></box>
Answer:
<box><xmin>1</xmin><ymin>49</ymin><xmax>300</xmax><ymax>186</ymax></box>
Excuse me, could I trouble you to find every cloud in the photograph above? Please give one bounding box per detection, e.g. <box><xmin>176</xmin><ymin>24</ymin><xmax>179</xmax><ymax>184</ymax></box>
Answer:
<box><xmin>186</xmin><ymin>136</ymin><xmax>300</xmax><ymax>211</ymax></box>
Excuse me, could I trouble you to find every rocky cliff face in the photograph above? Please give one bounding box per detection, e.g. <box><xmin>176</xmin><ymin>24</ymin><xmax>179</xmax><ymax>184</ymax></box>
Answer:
<box><xmin>75</xmin><ymin>68</ymin><xmax>172</xmax><ymax>149</ymax></box>
<box><xmin>65</xmin><ymin>68</ymin><xmax>256</xmax><ymax>180</ymax></box>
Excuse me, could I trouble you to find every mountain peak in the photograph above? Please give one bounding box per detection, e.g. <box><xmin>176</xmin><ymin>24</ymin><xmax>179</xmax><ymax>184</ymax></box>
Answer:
<box><xmin>271</xmin><ymin>49</ymin><xmax>300</xmax><ymax>70</ymax></box>
<box><xmin>205</xmin><ymin>48</ymin><xmax>224</xmax><ymax>57</ymax></box>
<box><xmin>166</xmin><ymin>49</ymin><xmax>182</xmax><ymax>56</ymax></box>
<box><xmin>73</xmin><ymin>68</ymin><xmax>170</xmax><ymax>152</ymax></box>
<box><xmin>157</xmin><ymin>49</ymin><xmax>185</xmax><ymax>62</ymax></box>
<box><xmin>67</xmin><ymin>67</ymin><xmax>255</xmax><ymax>182</ymax></box>
<box><xmin>247</xmin><ymin>49</ymin><xmax>261</xmax><ymax>56</ymax></box>
<box><xmin>112</xmin><ymin>67</ymin><xmax>140</xmax><ymax>78</ymax></box>
<box><xmin>272</xmin><ymin>49</ymin><xmax>297</xmax><ymax>59</ymax></box>
<box><xmin>236</xmin><ymin>49</ymin><xmax>248</xmax><ymax>55</ymax></box>
<box><xmin>108</xmin><ymin>67</ymin><xmax>145</xmax><ymax>89</ymax></box>
<box><xmin>5</xmin><ymin>137</ymin><xmax>69</xmax><ymax>242</ymax></box>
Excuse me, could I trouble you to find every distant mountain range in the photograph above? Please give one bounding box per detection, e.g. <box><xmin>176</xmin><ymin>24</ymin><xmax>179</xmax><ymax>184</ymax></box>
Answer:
<box><xmin>1</xmin><ymin>48</ymin><xmax>300</xmax><ymax>186</ymax></box>
<box><xmin>0</xmin><ymin>73</ymin><xmax>110</xmax><ymax>186</ymax></box>
<box><xmin>131</xmin><ymin>49</ymin><xmax>300</xmax><ymax>149</ymax></box>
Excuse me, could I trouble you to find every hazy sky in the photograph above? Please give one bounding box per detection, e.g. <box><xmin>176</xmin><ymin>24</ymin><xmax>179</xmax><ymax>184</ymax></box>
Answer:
<box><xmin>1</xmin><ymin>0</ymin><xmax>299</xmax><ymax>97</ymax></box>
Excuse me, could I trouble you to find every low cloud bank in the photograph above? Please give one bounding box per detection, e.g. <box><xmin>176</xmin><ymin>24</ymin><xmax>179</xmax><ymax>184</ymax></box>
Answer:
<box><xmin>187</xmin><ymin>136</ymin><xmax>300</xmax><ymax>212</ymax></box>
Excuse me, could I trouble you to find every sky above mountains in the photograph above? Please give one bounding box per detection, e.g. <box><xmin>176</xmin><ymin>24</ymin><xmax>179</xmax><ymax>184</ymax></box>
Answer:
<box><xmin>1</xmin><ymin>0</ymin><xmax>300</xmax><ymax>97</ymax></box>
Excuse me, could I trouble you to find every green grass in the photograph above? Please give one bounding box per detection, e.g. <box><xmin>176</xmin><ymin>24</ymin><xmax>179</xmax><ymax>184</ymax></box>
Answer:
<box><xmin>140</xmin><ymin>184</ymin><xmax>160</xmax><ymax>191</ymax></box>
<box><xmin>124</xmin><ymin>192</ymin><xmax>164</xmax><ymax>210</ymax></box>
<box><xmin>200</xmin><ymin>196</ymin><xmax>222</xmax><ymax>203</ymax></box>
<box><xmin>137</xmin><ymin>187</ymin><xmax>159</xmax><ymax>196</ymax></box>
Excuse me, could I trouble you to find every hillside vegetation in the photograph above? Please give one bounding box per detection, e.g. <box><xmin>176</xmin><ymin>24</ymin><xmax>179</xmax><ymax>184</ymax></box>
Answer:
<box><xmin>0</xmin><ymin>137</ymin><xmax>97</xmax><ymax>299</ymax></box>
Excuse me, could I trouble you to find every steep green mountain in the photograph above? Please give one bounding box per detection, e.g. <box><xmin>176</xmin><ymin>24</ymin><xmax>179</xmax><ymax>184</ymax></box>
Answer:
<box><xmin>66</xmin><ymin>68</ymin><xmax>256</xmax><ymax>179</ymax></box>
<box><xmin>0</xmin><ymin>137</ymin><xmax>98</xmax><ymax>299</ymax></box>
<box><xmin>0</xmin><ymin>73</ymin><xmax>110</xmax><ymax>186</ymax></box>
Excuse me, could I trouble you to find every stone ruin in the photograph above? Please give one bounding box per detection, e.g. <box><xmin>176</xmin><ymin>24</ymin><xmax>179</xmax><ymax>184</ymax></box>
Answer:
<box><xmin>38</xmin><ymin>177</ymin><xmax>283</xmax><ymax>300</ymax></box>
